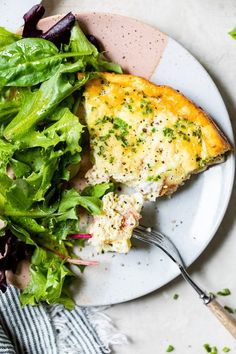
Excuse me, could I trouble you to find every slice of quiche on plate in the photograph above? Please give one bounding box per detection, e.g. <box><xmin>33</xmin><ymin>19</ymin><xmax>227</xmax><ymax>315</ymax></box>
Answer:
<box><xmin>83</xmin><ymin>73</ymin><xmax>231</xmax><ymax>201</ymax></box>
<box><xmin>88</xmin><ymin>192</ymin><xmax>143</xmax><ymax>253</ymax></box>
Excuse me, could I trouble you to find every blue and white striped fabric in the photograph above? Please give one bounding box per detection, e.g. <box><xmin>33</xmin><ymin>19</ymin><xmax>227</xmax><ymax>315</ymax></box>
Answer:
<box><xmin>0</xmin><ymin>286</ymin><xmax>110</xmax><ymax>354</ymax></box>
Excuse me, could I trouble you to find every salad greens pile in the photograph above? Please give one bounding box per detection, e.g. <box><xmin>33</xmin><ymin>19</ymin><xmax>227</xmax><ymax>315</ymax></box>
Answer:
<box><xmin>0</xmin><ymin>5</ymin><xmax>121</xmax><ymax>309</ymax></box>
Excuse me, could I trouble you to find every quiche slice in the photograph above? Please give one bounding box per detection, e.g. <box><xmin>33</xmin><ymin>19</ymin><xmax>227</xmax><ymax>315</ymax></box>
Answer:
<box><xmin>83</xmin><ymin>73</ymin><xmax>231</xmax><ymax>201</ymax></box>
<box><xmin>88</xmin><ymin>192</ymin><xmax>143</xmax><ymax>253</ymax></box>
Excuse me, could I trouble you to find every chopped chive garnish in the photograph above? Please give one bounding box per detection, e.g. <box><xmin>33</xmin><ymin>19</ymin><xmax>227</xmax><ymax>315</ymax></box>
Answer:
<box><xmin>203</xmin><ymin>344</ymin><xmax>218</xmax><ymax>353</ymax></box>
<box><xmin>224</xmin><ymin>306</ymin><xmax>234</xmax><ymax>314</ymax></box>
<box><xmin>166</xmin><ymin>345</ymin><xmax>174</xmax><ymax>352</ymax></box>
<box><xmin>173</xmin><ymin>294</ymin><xmax>179</xmax><ymax>300</ymax></box>
<box><xmin>217</xmin><ymin>288</ymin><xmax>231</xmax><ymax>296</ymax></box>
<box><xmin>223</xmin><ymin>347</ymin><xmax>231</xmax><ymax>353</ymax></box>
<box><xmin>203</xmin><ymin>343</ymin><xmax>212</xmax><ymax>352</ymax></box>
<box><xmin>163</xmin><ymin>127</ymin><xmax>174</xmax><ymax>139</ymax></box>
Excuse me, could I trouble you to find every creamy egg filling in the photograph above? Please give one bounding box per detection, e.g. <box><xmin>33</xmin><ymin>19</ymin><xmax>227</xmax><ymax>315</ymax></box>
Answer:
<box><xmin>88</xmin><ymin>192</ymin><xmax>143</xmax><ymax>253</ymax></box>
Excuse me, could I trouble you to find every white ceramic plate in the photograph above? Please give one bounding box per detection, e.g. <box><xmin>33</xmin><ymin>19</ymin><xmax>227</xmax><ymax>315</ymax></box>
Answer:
<box><xmin>67</xmin><ymin>13</ymin><xmax>234</xmax><ymax>306</ymax></box>
<box><xmin>26</xmin><ymin>12</ymin><xmax>236</xmax><ymax>306</ymax></box>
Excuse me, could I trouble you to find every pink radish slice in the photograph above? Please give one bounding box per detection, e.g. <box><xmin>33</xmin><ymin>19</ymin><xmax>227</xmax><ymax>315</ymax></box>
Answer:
<box><xmin>66</xmin><ymin>258</ymin><xmax>99</xmax><ymax>266</ymax></box>
<box><xmin>70</xmin><ymin>233</ymin><xmax>92</xmax><ymax>239</ymax></box>
<box><xmin>44</xmin><ymin>246</ymin><xmax>98</xmax><ymax>266</ymax></box>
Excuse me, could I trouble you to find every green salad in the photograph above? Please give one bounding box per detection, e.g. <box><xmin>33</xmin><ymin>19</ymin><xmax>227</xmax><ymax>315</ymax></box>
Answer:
<box><xmin>0</xmin><ymin>4</ymin><xmax>121</xmax><ymax>309</ymax></box>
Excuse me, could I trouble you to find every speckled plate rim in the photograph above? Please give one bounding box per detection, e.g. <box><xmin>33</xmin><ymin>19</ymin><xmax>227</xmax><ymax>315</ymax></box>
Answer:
<box><xmin>37</xmin><ymin>12</ymin><xmax>235</xmax><ymax>306</ymax></box>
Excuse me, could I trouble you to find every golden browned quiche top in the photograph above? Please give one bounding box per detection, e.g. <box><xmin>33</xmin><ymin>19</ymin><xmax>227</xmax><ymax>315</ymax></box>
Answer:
<box><xmin>83</xmin><ymin>73</ymin><xmax>231</xmax><ymax>200</ymax></box>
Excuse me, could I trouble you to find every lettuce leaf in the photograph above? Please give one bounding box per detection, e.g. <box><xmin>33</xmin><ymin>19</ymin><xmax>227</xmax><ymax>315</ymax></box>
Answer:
<box><xmin>69</xmin><ymin>23</ymin><xmax>98</xmax><ymax>56</ymax></box>
<box><xmin>82</xmin><ymin>182</ymin><xmax>114</xmax><ymax>198</ymax></box>
<box><xmin>0</xmin><ymin>37</ymin><xmax>91</xmax><ymax>88</ymax></box>
<box><xmin>0</xmin><ymin>27</ymin><xmax>21</xmax><ymax>50</ymax></box>
<box><xmin>20</xmin><ymin>247</ymin><xmax>75</xmax><ymax>309</ymax></box>
<box><xmin>4</xmin><ymin>65</ymin><xmax>92</xmax><ymax>142</ymax></box>
<box><xmin>0</xmin><ymin>18</ymin><xmax>121</xmax><ymax>308</ymax></box>
<box><xmin>0</xmin><ymin>88</ymin><xmax>25</xmax><ymax>126</ymax></box>
<box><xmin>0</xmin><ymin>38</ymin><xmax>61</xmax><ymax>87</ymax></box>
<box><xmin>68</xmin><ymin>23</ymin><xmax>122</xmax><ymax>74</ymax></box>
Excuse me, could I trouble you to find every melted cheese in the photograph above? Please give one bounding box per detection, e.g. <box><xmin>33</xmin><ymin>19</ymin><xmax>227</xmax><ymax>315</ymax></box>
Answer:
<box><xmin>83</xmin><ymin>73</ymin><xmax>231</xmax><ymax>200</ymax></box>
<box><xmin>88</xmin><ymin>192</ymin><xmax>142</xmax><ymax>253</ymax></box>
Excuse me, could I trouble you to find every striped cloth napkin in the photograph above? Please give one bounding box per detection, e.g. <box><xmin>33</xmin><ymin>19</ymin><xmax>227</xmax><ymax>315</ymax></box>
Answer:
<box><xmin>0</xmin><ymin>286</ymin><xmax>127</xmax><ymax>354</ymax></box>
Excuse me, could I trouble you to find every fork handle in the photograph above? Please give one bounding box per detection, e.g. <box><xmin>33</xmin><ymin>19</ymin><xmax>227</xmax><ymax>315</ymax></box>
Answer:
<box><xmin>206</xmin><ymin>299</ymin><xmax>236</xmax><ymax>339</ymax></box>
<box><xmin>179</xmin><ymin>266</ymin><xmax>236</xmax><ymax>339</ymax></box>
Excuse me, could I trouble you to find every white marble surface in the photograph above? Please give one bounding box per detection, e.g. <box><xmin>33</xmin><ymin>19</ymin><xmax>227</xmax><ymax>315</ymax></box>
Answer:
<box><xmin>4</xmin><ymin>0</ymin><xmax>236</xmax><ymax>352</ymax></box>
<box><xmin>44</xmin><ymin>2</ymin><xmax>236</xmax><ymax>353</ymax></box>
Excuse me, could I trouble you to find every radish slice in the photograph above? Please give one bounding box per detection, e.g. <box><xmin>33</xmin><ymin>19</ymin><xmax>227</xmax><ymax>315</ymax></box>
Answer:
<box><xmin>66</xmin><ymin>258</ymin><xmax>99</xmax><ymax>266</ymax></box>
<box><xmin>43</xmin><ymin>246</ymin><xmax>98</xmax><ymax>266</ymax></box>
<box><xmin>70</xmin><ymin>233</ymin><xmax>92</xmax><ymax>239</ymax></box>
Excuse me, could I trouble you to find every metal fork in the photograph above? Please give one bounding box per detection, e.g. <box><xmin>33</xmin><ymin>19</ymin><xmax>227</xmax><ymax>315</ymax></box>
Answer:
<box><xmin>133</xmin><ymin>225</ymin><xmax>236</xmax><ymax>339</ymax></box>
